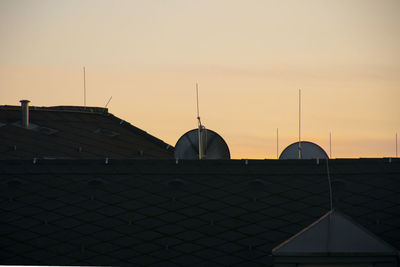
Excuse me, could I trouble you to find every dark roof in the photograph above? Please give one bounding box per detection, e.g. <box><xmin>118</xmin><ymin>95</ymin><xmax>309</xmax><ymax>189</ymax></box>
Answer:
<box><xmin>0</xmin><ymin>105</ymin><xmax>173</xmax><ymax>159</ymax></box>
<box><xmin>1</xmin><ymin>158</ymin><xmax>399</xmax><ymax>266</ymax></box>
<box><xmin>272</xmin><ymin>210</ymin><xmax>398</xmax><ymax>256</ymax></box>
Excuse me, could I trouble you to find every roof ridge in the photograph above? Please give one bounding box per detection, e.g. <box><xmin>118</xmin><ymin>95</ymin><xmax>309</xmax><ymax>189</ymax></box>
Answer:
<box><xmin>0</xmin><ymin>105</ymin><xmax>108</xmax><ymax>114</ymax></box>
<box><xmin>0</xmin><ymin>104</ymin><xmax>174</xmax><ymax>154</ymax></box>
<box><xmin>107</xmin><ymin>113</ymin><xmax>174</xmax><ymax>151</ymax></box>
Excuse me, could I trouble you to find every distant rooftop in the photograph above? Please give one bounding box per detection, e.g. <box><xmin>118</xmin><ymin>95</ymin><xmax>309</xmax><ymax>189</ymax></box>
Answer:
<box><xmin>0</xmin><ymin>104</ymin><xmax>174</xmax><ymax>159</ymax></box>
<box><xmin>0</xmin><ymin>104</ymin><xmax>109</xmax><ymax>114</ymax></box>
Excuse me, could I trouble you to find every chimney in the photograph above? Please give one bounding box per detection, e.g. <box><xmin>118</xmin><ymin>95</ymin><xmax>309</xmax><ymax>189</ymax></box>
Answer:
<box><xmin>20</xmin><ymin>100</ymin><xmax>30</xmax><ymax>128</ymax></box>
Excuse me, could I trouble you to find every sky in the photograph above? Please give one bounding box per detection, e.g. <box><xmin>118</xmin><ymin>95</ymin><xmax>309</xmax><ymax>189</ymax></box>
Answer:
<box><xmin>1</xmin><ymin>0</ymin><xmax>399</xmax><ymax>159</ymax></box>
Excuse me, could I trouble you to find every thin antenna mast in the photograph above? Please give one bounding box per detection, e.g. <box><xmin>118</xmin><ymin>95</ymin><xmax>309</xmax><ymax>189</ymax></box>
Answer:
<box><xmin>298</xmin><ymin>89</ymin><xmax>302</xmax><ymax>159</ymax></box>
<box><xmin>196</xmin><ymin>83</ymin><xmax>201</xmax><ymax>126</ymax></box>
<box><xmin>276</xmin><ymin>128</ymin><xmax>279</xmax><ymax>159</ymax></box>
<box><xmin>329</xmin><ymin>132</ymin><xmax>332</xmax><ymax>158</ymax></box>
<box><xmin>196</xmin><ymin>83</ymin><xmax>204</xmax><ymax>160</ymax></box>
<box><xmin>83</xmin><ymin>67</ymin><xmax>86</xmax><ymax>107</ymax></box>
<box><xmin>105</xmin><ymin>96</ymin><xmax>112</xmax><ymax>108</ymax></box>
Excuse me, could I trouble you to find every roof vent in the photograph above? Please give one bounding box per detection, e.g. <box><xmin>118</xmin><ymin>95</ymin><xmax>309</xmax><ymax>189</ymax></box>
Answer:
<box><xmin>167</xmin><ymin>178</ymin><xmax>186</xmax><ymax>187</ymax></box>
<box><xmin>95</xmin><ymin>128</ymin><xmax>120</xmax><ymax>137</ymax></box>
<box><xmin>7</xmin><ymin>178</ymin><xmax>24</xmax><ymax>189</ymax></box>
<box><xmin>36</xmin><ymin>126</ymin><xmax>58</xmax><ymax>135</ymax></box>
<box><xmin>88</xmin><ymin>178</ymin><xmax>106</xmax><ymax>187</ymax></box>
<box><xmin>248</xmin><ymin>179</ymin><xmax>269</xmax><ymax>187</ymax></box>
<box><xmin>20</xmin><ymin>100</ymin><xmax>30</xmax><ymax>128</ymax></box>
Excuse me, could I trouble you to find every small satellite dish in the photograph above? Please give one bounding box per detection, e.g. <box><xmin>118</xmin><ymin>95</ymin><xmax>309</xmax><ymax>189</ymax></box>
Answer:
<box><xmin>279</xmin><ymin>141</ymin><xmax>328</xmax><ymax>160</ymax></box>
<box><xmin>174</xmin><ymin>129</ymin><xmax>230</xmax><ymax>160</ymax></box>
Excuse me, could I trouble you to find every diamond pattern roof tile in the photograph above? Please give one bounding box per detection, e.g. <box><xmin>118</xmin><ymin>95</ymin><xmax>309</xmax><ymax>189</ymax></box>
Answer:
<box><xmin>0</xmin><ymin>158</ymin><xmax>399</xmax><ymax>266</ymax></box>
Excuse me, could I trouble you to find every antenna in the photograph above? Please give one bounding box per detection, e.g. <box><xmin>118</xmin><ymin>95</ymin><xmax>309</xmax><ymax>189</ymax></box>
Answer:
<box><xmin>174</xmin><ymin>129</ymin><xmax>230</xmax><ymax>160</ymax></box>
<box><xmin>196</xmin><ymin>83</ymin><xmax>205</xmax><ymax>159</ymax></box>
<box><xmin>105</xmin><ymin>96</ymin><xmax>112</xmax><ymax>108</ymax></box>
<box><xmin>83</xmin><ymin>67</ymin><xmax>86</xmax><ymax>107</ymax></box>
<box><xmin>196</xmin><ymin>83</ymin><xmax>201</xmax><ymax>126</ymax></box>
<box><xmin>329</xmin><ymin>132</ymin><xmax>332</xmax><ymax>158</ymax></box>
<box><xmin>276</xmin><ymin>128</ymin><xmax>279</xmax><ymax>159</ymax></box>
<box><xmin>298</xmin><ymin>89</ymin><xmax>302</xmax><ymax>159</ymax></box>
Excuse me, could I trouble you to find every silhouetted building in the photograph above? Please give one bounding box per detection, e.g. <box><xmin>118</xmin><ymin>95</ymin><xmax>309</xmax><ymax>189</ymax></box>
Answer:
<box><xmin>1</xmin><ymin>158</ymin><xmax>399</xmax><ymax>266</ymax></box>
<box><xmin>0</xmin><ymin>102</ymin><xmax>399</xmax><ymax>266</ymax></box>
<box><xmin>0</xmin><ymin>103</ymin><xmax>173</xmax><ymax>159</ymax></box>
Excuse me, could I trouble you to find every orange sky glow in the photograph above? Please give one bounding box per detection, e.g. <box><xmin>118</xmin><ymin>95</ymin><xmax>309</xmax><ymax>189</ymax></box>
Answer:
<box><xmin>1</xmin><ymin>0</ymin><xmax>399</xmax><ymax>159</ymax></box>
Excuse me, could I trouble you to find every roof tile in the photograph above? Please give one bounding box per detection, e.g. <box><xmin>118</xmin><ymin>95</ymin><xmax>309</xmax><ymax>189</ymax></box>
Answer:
<box><xmin>0</xmin><ymin>158</ymin><xmax>399</xmax><ymax>266</ymax></box>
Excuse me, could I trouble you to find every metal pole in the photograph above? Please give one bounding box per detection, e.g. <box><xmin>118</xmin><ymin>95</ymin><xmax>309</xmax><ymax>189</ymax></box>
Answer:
<box><xmin>83</xmin><ymin>67</ymin><xmax>86</xmax><ymax>107</ymax></box>
<box><xmin>196</xmin><ymin>83</ymin><xmax>203</xmax><ymax>160</ymax></box>
<box><xmin>298</xmin><ymin>89</ymin><xmax>302</xmax><ymax>159</ymax></box>
<box><xmin>276</xmin><ymin>128</ymin><xmax>279</xmax><ymax>159</ymax></box>
<box><xmin>105</xmin><ymin>96</ymin><xmax>112</xmax><ymax>108</ymax></box>
<box><xmin>330</xmin><ymin>132</ymin><xmax>332</xmax><ymax>158</ymax></box>
<box><xmin>196</xmin><ymin>83</ymin><xmax>200</xmax><ymax>122</ymax></box>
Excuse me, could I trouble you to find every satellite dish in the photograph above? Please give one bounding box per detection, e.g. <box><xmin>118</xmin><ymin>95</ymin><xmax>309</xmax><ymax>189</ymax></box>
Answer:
<box><xmin>174</xmin><ymin>129</ymin><xmax>230</xmax><ymax>160</ymax></box>
<box><xmin>279</xmin><ymin>141</ymin><xmax>328</xmax><ymax>160</ymax></box>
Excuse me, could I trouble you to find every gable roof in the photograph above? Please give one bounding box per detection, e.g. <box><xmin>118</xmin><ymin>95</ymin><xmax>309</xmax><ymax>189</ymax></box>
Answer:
<box><xmin>272</xmin><ymin>210</ymin><xmax>399</xmax><ymax>256</ymax></box>
<box><xmin>0</xmin><ymin>105</ymin><xmax>173</xmax><ymax>159</ymax></box>
<box><xmin>1</xmin><ymin>158</ymin><xmax>399</xmax><ymax>266</ymax></box>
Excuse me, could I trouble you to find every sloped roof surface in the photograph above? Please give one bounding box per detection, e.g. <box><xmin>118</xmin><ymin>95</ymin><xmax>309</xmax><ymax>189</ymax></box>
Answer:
<box><xmin>0</xmin><ymin>105</ymin><xmax>173</xmax><ymax>159</ymax></box>
<box><xmin>273</xmin><ymin>210</ymin><xmax>398</xmax><ymax>256</ymax></box>
<box><xmin>0</xmin><ymin>158</ymin><xmax>399</xmax><ymax>266</ymax></box>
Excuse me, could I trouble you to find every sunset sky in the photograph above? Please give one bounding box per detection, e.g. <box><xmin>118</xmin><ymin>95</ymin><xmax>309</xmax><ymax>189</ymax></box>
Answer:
<box><xmin>1</xmin><ymin>0</ymin><xmax>399</xmax><ymax>159</ymax></box>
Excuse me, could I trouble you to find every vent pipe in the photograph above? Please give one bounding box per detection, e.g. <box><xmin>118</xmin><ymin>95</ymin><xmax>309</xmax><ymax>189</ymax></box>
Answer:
<box><xmin>20</xmin><ymin>100</ymin><xmax>30</xmax><ymax>128</ymax></box>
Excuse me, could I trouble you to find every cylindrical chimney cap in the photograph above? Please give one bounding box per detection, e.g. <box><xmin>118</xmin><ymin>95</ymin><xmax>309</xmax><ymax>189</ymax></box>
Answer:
<box><xmin>20</xmin><ymin>99</ymin><xmax>30</xmax><ymax>129</ymax></box>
